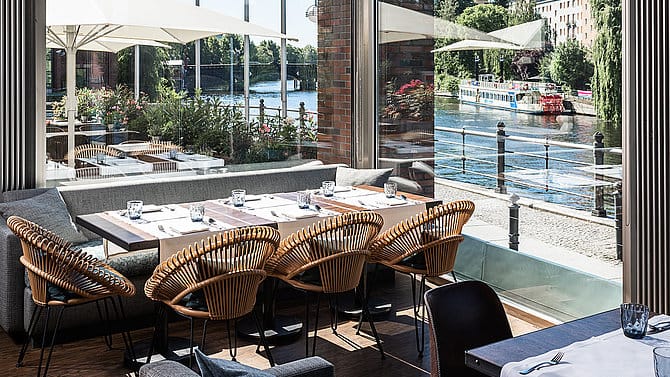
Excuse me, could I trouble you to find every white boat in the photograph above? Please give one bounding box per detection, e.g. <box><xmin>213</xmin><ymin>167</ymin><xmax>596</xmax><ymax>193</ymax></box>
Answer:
<box><xmin>459</xmin><ymin>74</ymin><xmax>564</xmax><ymax>114</ymax></box>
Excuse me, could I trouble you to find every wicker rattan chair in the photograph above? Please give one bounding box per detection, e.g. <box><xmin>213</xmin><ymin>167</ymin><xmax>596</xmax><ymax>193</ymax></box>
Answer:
<box><xmin>144</xmin><ymin>226</ymin><xmax>280</xmax><ymax>366</ymax></box>
<box><xmin>265</xmin><ymin>211</ymin><xmax>385</xmax><ymax>358</ymax></box>
<box><xmin>368</xmin><ymin>200</ymin><xmax>475</xmax><ymax>357</ymax></box>
<box><xmin>6</xmin><ymin>216</ymin><xmax>137</xmax><ymax>376</ymax></box>
<box><xmin>68</xmin><ymin>143</ymin><xmax>121</xmax><ymax>161</ymax></box>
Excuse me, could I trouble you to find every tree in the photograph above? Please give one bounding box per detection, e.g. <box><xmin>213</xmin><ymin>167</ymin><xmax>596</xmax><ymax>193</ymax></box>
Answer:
<box><xmin>436</xmin><ymin>0</ymin><xmax>475</xmax><ymax>21</ymax></box>
<box><xmin>548</xmin><ymin>39</ymin><xmax>593</xmax><ymax>91</ymax></box>
<box><xmin>591</xmin><ymin>0</ymin><xmax>622</xmax><ymax>124</ymax></box>
<box><xmin>456</xmin><ymin>4</ymin><xmax>508</xmax><ymax>33</ymax></box>
<box><xmin>117</xmin><ymin>46</ymin><xmax>169</xmax><ymax>100</ymax></box>
<box><xmin>508</xmin><ymin>0</ymin><xmax>540</xmax><ymax>26</ymax></box>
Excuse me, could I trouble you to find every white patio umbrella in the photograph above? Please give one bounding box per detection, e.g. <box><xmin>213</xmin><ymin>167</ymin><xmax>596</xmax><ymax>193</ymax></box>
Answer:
<box><xmin>431</xmin><ymin>19</ymin><xmax>545</xmax><ymax>53</ymax></box>
<box><xmin>431</xmin><ymin>39</ymin><xmax>524</xmax><ymax>52</ymax></box>
<box><xmin>47</xmin><ymin>0</ymin><xmax>293</xmax><ymax>166</ymax></box>
<box><xmin>46</xmin><ymin>37</ymin><xmax>168</xmax><ymax>53</ymax></box>
<box><xmin>379</xmin><ymin>2</ymin><xmax>503</xmax><ymax>44</ymax></box>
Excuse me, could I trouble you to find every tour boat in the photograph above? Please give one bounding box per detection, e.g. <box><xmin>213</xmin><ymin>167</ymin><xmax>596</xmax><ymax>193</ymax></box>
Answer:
<box><xmin>459</xmin><ymin>75</ymin><xmax>564</xmax><ymax>114</ymax></box>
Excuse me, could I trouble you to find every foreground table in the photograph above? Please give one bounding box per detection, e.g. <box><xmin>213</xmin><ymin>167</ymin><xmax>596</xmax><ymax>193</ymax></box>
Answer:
<box><xmin>465</xmin><ymin>309</ymin><xmax>620</xmax><ymax>377</ymax></box>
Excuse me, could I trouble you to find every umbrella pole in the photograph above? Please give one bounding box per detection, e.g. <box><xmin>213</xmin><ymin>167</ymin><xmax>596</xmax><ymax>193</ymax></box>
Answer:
<box><xmin>66</xmin><ymin>27</ymin><xmax>77</xmax><ymax>167</ymax></box>
<box><xmin>135</xmin><ymin>45</ymin><xmax>140</xmax><ymax>100</ymax></box>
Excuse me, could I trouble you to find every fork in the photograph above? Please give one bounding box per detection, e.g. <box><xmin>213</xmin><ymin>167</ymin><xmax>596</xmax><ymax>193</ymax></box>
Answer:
<box><xmin>519</xmin><ymin>351</ymin><xmax>564</xmax><ymax>375</ymax></box>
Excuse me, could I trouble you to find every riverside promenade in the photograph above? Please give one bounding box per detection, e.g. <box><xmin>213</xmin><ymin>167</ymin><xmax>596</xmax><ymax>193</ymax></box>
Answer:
<box><xmin>435</xmin><ymin>178</ymin><xmax>621</xmax><ymax>284</ymax></box>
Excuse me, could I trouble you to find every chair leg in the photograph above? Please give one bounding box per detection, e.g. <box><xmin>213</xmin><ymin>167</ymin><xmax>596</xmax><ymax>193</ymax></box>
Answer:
<box><xmin>304</xmin><ymin>292</ymin><xmax>310</xmax><ymax>357</ymax></box>
<box><xmin>146</xmin><ymin>303</ymin><xmax>164</xmax><ymax>365</ymax></box>
<box><xmin>226</xmin><ymin>320</ymin><xmax>238</xmax><ymax>362</ymax></box>
<box><xmin>17</xmin><ymin>305</ymin><xmax>42</xmax><ymax>368</ymax></box>
<box><xmin>411</xmin><ymin>274</ymin><xmax>427</xmax><ymax>357</ymax></box>
<box><xmin>188</xmin><ymin>317</ymin><xmax>195</xmax><ymax>368</ymax></box>
<box><xmin>95</xmin><ymin>300</ymin><xmax>113</xmax><ymax>350</ymax></box>
<box><xmin>451</xmin><ymin>270</ymin><xmax>457</xmax><ymax>283</ymax></box>
<box><xmin>36</xmin><ymin>306</ymin><xmax>52</xmax><ymax>376</ymax></box>
<box><xmin>200</xmin><ymin>319</ymin><xmax>208</xmax><ymax>354</ymax></box>
<box><xmin>41</xmin><ymin>306</ymin><xmax>65</xmax><ymax>377</ymax></box>
<box><xmin>252</xmin><ymin>309</ymin><xmax>275</xmax><ymax>367</ymax></box>
<box><xmin>359</xmin><ymin>262</ymin><xmax>385</xmax><ymax>360</ymax></box>
<box><xmin>312</xmin><ymin>293</ymin><xmax>321</xmax><ymax>356</ymax></box>
<box><xmin>110</xmin><ymin>297</ymin><xmax>137</xmax><ymax>366</ymax></box>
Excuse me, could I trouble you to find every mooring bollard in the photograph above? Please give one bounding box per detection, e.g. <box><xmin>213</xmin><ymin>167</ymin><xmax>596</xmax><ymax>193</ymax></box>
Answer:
<box><xmin>614</xmin><ymin>183</ymin><xmax>623</xmax><ymax>260</ymax></box>
<box><xmin>509</xmin><ymin>193</ymin><xmax>519</xmax><ymax>251</ymax></box>
<box><xmin>592</xmin><ymin>131</ymin><xmax>606</xmax><ymax>217</ymax></box>
<box><xmin>496</xmin><ymin>121</ymin><xmax>507</xmax><ymax>194</ymax></box>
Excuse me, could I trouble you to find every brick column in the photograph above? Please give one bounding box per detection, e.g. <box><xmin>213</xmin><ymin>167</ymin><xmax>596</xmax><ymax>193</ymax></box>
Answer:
<box><xmin>317</xmin><ymin>0</ymin><xmax>352</xmax><ymax>165</ymax></box>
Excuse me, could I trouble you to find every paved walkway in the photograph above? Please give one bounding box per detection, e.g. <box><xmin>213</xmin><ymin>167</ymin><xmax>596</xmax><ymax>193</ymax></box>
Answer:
<box><xmin>435</xmin><ymin>178</ymin><xmax>622</xmax><ymax>282</ymax></box>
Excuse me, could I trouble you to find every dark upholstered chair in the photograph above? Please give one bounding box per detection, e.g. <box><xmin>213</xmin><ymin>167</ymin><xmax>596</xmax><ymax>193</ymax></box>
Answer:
<box><xmin>424</xmin><ymin>280</ymin><xmax>513</xmax><ymax>377</ymax></box>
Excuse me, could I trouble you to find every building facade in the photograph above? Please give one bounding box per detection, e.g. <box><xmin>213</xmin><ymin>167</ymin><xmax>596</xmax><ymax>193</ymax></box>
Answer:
<box><xmin>535</xmin><ymin>0</ymin><xmax>595</xmax><ymax>48</ymax></box>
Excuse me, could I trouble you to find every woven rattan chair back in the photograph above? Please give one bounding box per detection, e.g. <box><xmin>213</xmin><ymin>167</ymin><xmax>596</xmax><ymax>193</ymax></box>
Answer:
<box><xmin>69</xmin><ymin>144</ymin><xmax>121</xmax><ymax>161</ymax></box>
<box><xmin>370</xmin><ymin>200</ymin><xmax>474</xmax><ymax>277</ymax></box>
<box><xmin>267</xmin><ymin>211</ymin><xmax>384</xmax><ymax>294</ymax></box>
<box><xmin>6</xmin><ymin>216</ymin><xmax>136</xmax><ymax>306</ymax></box>
<box><xmin>144</xmin><ymin>226</ymin><xmax>280</xmax><ymax>321</ymax></box>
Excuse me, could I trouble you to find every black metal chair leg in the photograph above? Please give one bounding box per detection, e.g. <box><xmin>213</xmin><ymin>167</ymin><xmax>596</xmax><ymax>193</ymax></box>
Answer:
<box><xmin>18</xmin><ymin>305</ymin><xmax>42</xmax><ymax>368</ymax></box>
<box><xmin>41</xmin><ymin>306</ymin><xmax>65</xmax><ymax>377</ymax></box>
<box><xmin>451</xmin><ymin>270</ymin><xmax>457</xmax><ymax>283</ymax></box>
<box><xmin>201</xmin><ymin>319</ymin><xmax>208</xmax><ymax>354</ymax></box>
<box><xmin>188</xmin><ymin>317</ymin><xmax>195</xmax><ymax>368</ymax></box>
<box><xmin>363</xmin><ymin>305</ymin><xmax>385</xmax><ymax>360</ymax></box>
<box><xmin>146</xmin><ymin>303</ymin><xmax>164</xmax><ymax>365</ymax></box>
<box><xmin>304</xmin><ymin>292</ymin><xmax>310</xmax><ymax>357</ymax></box>
<box><xmin>417</xmin><ymin>276</ymin><xmax>427</xmax><ymax>357</ymax></box>
<box><xmin>312</xmin><ymin>294</ymin><xmax>321</xmax><ymax>356</ymax></box>
<box><xmin>114</xmin><ymin>296</ymin><xmax>137</xmax><ymax>366</ymax></box>
<box><xmin>253</xmin><ymin>309</ymin><xmax>275</xmax><ymax>367</ymax></box>
<box><xmin>95</xmin><ymin>300</ymin><xmax>113</xmax><ymax>350</ymax></box>
<box><xmin>226</xmin><ymin>320</ymin><xmax>238</xmax><ymax>362</ymax></box>
<box><xmin>36</xmin><ymin>306</ymin><xmax>52</xmax><ymax>377</ymax></box>
<box><xmin>410</xmin><ymin>274</ymin><xmax>427</xmax><ymax>357</ymax></box>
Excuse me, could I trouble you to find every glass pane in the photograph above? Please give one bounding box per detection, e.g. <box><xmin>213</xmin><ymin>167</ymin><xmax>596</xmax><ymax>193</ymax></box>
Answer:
<box><xmin>44</xmin><ymin>0</ymin><xmax>328</xmax><ymax>185</ymax></box>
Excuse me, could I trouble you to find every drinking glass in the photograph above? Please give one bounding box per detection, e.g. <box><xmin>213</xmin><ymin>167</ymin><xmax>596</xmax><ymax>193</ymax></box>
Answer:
<box><xmin>322</xmin><ymin>181</ymin><xmax>335</xmax><ymax>197</ymax></box>
<box><xmin>384</xmin><ymin>182</ymin><xmax>398</xmax><ymax>198</ymax></box>
<box><xmin>620</xmin><ymin>303</ymin><xmax>649</xmax><ymax>339</ymax></box>
<box><xmin>96</xmin><ymin>152</ymin><xmax>106</xmax><ymax>164</ymax></box>
<box><xmin>231</xmin><ymin>189</ymin><xmax>246</xmax><ymax>207</ymax></box>
<box><xmin>189</xmin><ymin>203</ymin><xmax>205</xmax><ymax>222</ymax></box>
<box><xmin>654</xmin><ymin>347</ymin><xmax>670</xmax><ymax>377</ymax></box>
<box><xmin>169</xmin><ymin>149</ymin><xmax>178</xmax><ymax>159</ymax></box>
<box><xmin>297</xmin><ymin>191</ymin><xmax>312</xmax><ymax>209</ymax></box>
<box><xmin>127</xmin><ymin>200</ymin><xmax>143</xmax><ymax>220</ymax></box>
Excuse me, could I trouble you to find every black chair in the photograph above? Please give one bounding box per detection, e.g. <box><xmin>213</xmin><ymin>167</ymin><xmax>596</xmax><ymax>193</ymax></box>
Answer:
<box><xmin>424</xmin><ymin>280</ymin><xmax>512</xmax><ymax>377</ymax></box>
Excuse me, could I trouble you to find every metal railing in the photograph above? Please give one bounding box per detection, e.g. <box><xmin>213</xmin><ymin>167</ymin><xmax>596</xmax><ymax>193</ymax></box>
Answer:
<box><xmin>434</xmin><ymin>121</ymin><xmax>622</xmax><ymax>216</ymax></box>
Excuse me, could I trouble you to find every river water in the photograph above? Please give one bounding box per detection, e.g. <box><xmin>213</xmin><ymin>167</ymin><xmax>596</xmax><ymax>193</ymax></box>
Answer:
<box><xmin>216</xmin><ymin>81</ymin><xmax>621</xmax><ymax>211</ymax></box>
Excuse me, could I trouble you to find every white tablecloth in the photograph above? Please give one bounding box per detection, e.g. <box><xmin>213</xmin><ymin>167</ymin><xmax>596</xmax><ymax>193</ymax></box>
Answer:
<box><xmin>501</xmin><ymin>315</ymin><xmax>670</xmax><ymax>377</ymax></box>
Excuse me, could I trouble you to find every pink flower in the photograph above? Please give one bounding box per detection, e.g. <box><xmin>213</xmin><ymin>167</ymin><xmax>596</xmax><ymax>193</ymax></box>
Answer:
<box><xmin>260</xmin><ymin>124</ymin><xmax>270</xmax><ymax>134</ymax></box>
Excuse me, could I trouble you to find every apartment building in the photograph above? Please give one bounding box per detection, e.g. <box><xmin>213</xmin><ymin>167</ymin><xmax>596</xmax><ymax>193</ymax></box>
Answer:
<box><xmin>535</xmin><ymin>0</ymin><xmax>595</xmax><ymax>47</ymax></box>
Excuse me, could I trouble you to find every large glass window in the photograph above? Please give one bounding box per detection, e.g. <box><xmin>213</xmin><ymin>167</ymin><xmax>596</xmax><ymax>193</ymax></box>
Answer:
<box><xmin>376</xmin><ymin>0</ymin><xmax>622</xmax><ymax>320</ymax></box>
<box><xmin>44</xmin><ymin>0</ymin><xmax>326</xmax><ymax>185</ymax></box>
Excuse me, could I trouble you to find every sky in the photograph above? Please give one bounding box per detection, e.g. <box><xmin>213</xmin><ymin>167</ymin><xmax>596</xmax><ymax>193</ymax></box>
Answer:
<box><xmin>174</xmin><ymin>0</ymin><xmax>318</xmax><ymax>47</ymax></box>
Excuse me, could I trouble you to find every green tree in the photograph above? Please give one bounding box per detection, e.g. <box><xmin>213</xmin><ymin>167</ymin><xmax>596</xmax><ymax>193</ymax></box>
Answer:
<box><xmin>508</xmin><ymin>0</ymin><xmax>540</xmax><ymax>26</ymax></box>
<box><xmin>548</xmin><ymin>39</ymin><xmax>593</xmax><ymax>91</ymax></box>
<box><xmin>436</xmin><ymin>0</ymin><xmax>475</xmax><ymax>21</ymax></box>
<box><xmin>591</xmin><ymin>0</ymin><xmax>622</xmax><ymax>124</ymax></box>
<box><xmin>117</xmin><ymin>46</ymin><xmax>169</xmax><ymax>100</ymax></box>
<box><xmin>456</xmin><ymin>4</ymin><xmax>508</xmax><ymax>32</ymax></box>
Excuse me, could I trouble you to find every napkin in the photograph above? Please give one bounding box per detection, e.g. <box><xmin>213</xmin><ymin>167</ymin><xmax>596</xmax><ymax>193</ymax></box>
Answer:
<box><xmin>169</xmin><ymin>222</ymin><xmax>210</xmax><ymax>234</ymax></box>
<box><xmin>281</xmin><ymin>207</ymin><xmax>319</xmax><ymax>219</ymax></box>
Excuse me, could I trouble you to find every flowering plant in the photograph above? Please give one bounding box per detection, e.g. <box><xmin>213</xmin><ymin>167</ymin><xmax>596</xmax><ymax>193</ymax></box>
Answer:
<box><xmin>382</xmin><ymin>79</ymin><xmax>434</xmax><ymax>121</ymax></box>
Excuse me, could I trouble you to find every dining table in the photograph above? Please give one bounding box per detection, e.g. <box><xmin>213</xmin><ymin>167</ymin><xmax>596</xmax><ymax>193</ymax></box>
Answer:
<box><xmin>465</xmin><ymin>308</ymin><xmax>670</xmax><ymax>377</ymax></box>
<box><xmin>75</xmin><ymin>185</ymin><xmax>440</xmax><ymax>357</ymax></box>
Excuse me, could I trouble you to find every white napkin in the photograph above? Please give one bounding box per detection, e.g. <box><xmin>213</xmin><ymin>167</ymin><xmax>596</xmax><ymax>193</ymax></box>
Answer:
<box><xmin>280</xmin><ymin>207</ymin><xmax>319</xmax><ymax>219</ymax></box>
<box><xmin>168</xmin><ymin>222</ymin><xmax>210</xmax><ymax>235</ymax></box>
<box><xmin>500</xmin><ymin>315</ymin><xmax>670</xmax><ymax>377</ymax></box>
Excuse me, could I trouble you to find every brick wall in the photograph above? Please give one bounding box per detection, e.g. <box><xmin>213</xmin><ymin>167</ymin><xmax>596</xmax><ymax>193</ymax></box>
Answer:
<box><xmin>316</xmin><ymin>0</ymin><xmax>352</xmax><ymax>165</ymax></box>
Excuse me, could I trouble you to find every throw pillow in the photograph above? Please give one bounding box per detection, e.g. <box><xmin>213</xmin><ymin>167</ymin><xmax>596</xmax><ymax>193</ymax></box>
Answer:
<box><xmin>195</xmin><ymin>349</ymin><xmax>274</xmax><ymax>377</ymax></box>
<box><xmin>0</xmin><ymin>188</ymin><xmax>88</xmax><ymax>244</ymax></box>
<box><xmin>335</xmin><ymin>167</ymin><xmax>393</xmax><ymax>187</ymax></box>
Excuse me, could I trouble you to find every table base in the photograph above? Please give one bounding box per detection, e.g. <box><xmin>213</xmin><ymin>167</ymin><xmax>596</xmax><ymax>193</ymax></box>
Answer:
<box><xmin>236</xmin><ymin>315</ymin><xmax>303</xmax><ymax>345</ymax></box>
<box><xmin>125</xmin><ymin>336</ymin><xmax>192</xmax><ymax>369</ymax></box>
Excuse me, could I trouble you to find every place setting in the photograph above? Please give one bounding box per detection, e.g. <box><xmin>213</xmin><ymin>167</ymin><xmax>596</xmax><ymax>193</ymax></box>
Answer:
<box><xmin>500</xmin><ymin>303</ymin><xmax>670</xmax><ymax>377</ymax></box>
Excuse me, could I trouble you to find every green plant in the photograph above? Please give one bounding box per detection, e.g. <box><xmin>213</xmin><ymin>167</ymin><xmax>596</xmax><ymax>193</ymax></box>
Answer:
<box><xmin>383</xmin><ymin>80</ymin><xmax>435</xmax><ymax>121</ymax></box>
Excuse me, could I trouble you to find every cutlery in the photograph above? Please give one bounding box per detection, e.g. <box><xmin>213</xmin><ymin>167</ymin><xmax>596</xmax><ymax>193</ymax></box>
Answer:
<box><xmin>519</xmin><ymin>351</ymin><xmax>564</xmax><ymax>375</ymax></box>
<box><xmin>313</xmin><ymin>204</ymin><xmax>322</xmax><ymax>212</ymax></box>
<box><xmin>649</xmin><ymin>321</ymin><xmax>670</xmax><ymax>334</ymax></box>
<box><xmin>400</xmin><ymin>194</ymin><xmax>407</xmax><ymax>200</ymax></box>
<box><xmin>157</xmin><ymin>224</ymin><xmax>174</xmax><ymax>236</ymax></box>
<box><xmin>270</xmin><ymin>210</ymin><xmax>289</xmax><ymax>220</ymax></box>
<box><xmin>207</xmin><ymin>217</ymin><xmax>224</xmax><ymax>230</ymax></box>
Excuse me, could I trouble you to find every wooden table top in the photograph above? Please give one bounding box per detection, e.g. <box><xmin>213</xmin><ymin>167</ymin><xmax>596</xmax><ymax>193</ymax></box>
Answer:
<box><xmin>465</xmin><ymin>309</ymin><xmax>620</xmax><ymax>377</ymax></box>
<box><xmin>76</xmin><ymin>185</ymin><xmax>439</xmax><ymax>252</ymax></box>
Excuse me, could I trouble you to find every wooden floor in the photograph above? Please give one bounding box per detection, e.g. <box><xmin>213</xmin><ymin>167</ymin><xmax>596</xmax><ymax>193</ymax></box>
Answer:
<box><xmin>0</xmin><ymin>274</ymin><xmax>549</xmax><ymax>376</ymax></box>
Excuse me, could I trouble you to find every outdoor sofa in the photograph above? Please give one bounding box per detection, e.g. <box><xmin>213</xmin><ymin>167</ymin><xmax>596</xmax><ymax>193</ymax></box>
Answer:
<box><xmin>138</xmin><ymin>357</ymin><xmax>335</xmax><ymax>377</ymax></box>
<box><xmin>0</xmin><ymin>163</ymin><xmax>347</xmax><ymax>338</ymax></box>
